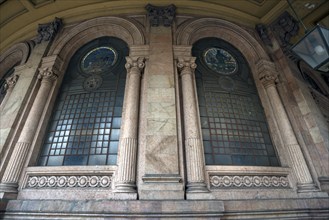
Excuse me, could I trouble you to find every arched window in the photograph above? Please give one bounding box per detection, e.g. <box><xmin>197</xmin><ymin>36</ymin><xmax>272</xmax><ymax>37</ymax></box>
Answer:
<box><xmin>192</xmin><ymin>38</ymin><xmax>279</xmax><ymax>166</ymax></box>
<box><xmin>38</xmin><ymin>37</ymin><xmax>128</xmax><ymax>166</ymax></box>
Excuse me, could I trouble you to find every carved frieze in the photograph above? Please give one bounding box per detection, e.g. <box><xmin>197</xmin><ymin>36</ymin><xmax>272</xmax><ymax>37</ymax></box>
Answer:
<box><xmin>26</xmin><ymin>175</ymin><xmax>112</xmax><ymax>188</ymax></box>
<box><xmin>210</xmin><ymin>175</ymin><xmax>290</xmax><ymax>188</ymax></box>
<box><xmin>145</xmin><ymin>4</ymin><xmax>176</xmax><ymax>27</ymax></box>
<box><xmin>35</xmin><ymin>17</ymin><xmax>62</xmax><ymax>44</ymax></box>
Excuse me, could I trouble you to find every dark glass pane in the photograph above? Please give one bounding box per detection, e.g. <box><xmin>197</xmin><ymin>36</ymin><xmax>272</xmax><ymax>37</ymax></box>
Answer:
<box><xmin>193</xmin><ymin>38</ymin><xmax>280</xmax><ymax>166</ymax></box>
<box><xmin>38</xmin><ymin>37</ymin><xmax>128</xmax><ymax>166</ymax></box>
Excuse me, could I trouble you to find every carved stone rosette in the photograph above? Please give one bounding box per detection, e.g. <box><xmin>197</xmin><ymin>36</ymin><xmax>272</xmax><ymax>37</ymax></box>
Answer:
<box><xmin>115</xmin><ymin>56</ymin><xmax>145</xmax><ymax>193</ymax></box>
<box><xmin>145</xmin><ymin>4</ymin><xmax>176</xmax><ymax>27</ymax></box>
<box><xmin>26</xmin><ymin>175</ymin><xmax>112</xmax><ymax>188</ymax></box>
<box><xmin>177</xmin><ymin>57</ymin><xmax>208</xmax><ymax>192</ymax></box>
<box><xmin>210</xmin><ymin>175</ymin><xmax>290</xmax><ymax>188</ymax></box>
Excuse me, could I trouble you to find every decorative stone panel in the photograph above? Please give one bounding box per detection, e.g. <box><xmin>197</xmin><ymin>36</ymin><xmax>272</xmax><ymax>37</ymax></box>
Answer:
<box><xmin>26</xmin><ymin>175</ymin><xmax>112</xmax><ymax>188</ymax></box>
<box><xmin>209</xmin><ymin>175</ymin><xmax>290</xmax><ymax>189</ymax></box>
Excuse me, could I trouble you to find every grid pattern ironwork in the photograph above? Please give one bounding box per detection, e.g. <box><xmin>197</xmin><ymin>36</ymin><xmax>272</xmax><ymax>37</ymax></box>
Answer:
<box><xmin>194</xmin><ymin>44</ymin><xmax>279</xmax><ymax>166</ymax></box>
<box><xmin>38</xmin><ymin>38</ymin><xmax>127</xmax><ymax>166</ymax></box>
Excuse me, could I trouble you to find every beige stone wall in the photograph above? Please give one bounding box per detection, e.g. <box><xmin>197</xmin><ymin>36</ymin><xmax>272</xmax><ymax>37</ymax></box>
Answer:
<box><xmin>0</xmin><ymin>13</ymin><xmax>328</xmax><ymax>206</ymax></box>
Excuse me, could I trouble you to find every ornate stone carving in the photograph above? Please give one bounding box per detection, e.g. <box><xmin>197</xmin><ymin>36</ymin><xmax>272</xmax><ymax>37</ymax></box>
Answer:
<box><xmin>257</xmin><ymin>60</ymin><xmax>278</xmax><ymax>88</ymax></box>
<box><xmin>210</xmin><ymin>175</ymin><xmax>290</xmax><ymax>188</ymax></box>
<box><xmin>177</xmin><ymin>57</ymin><xmax>197</xmax><ymax>76</ymax></box>
<box><xmin>26</xmin><ymin>175</ymin><xmax>112</xmax><ymax>188</ymax></box>
<box><xmin>145</xmin><ymin>4</ymin><xmax>176</xmax><ymax>27</ymax></box>
<box><xmin>35</xmin><ymin>17</ymin><xmax>62</xmax><ymax>44</ymax></box>
<box><xmin>125</xmin><ymin>57</ymin><xmax>145</xmax><ymax>75</ymax></box>
<box><xmin>271</xmin><ymin>11</ymin><xmax>299</xmax><ymax>47</ymax></box>
<box><xmin>255</xmin><ymin>24</ymin><xmax>272</xmax><ymax>47</ymax></box>
<box><xmin>38</xmin><ymin>66</ymin><xmax>58</xmax><ymax>82</ymax></box>
<box><xmin>4</xmin><ymin>74</ymin><xmax>19</xmax><ymax>91</ymax></box>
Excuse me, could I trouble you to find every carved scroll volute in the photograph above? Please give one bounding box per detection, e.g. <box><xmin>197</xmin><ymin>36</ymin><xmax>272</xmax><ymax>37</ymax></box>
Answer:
<box><xmin>125</xmin><ymin>57</ymin><xmax>145</xmax><ymax>76</ymax></box>
<box><xmin>257</xmin><ymin>60</ymin><xmax>279</xmax><ymax>88</ymax></box>
<box><xmin>177</xmin><ymin>57</ymin><xmax>197</xmax><ymax>76</ymax></box>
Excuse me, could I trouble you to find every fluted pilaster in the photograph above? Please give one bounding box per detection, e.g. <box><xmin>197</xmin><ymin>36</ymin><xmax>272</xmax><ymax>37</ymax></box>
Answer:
<box><xmin>0</xmin><ymin>63</ymin><xmax>58</xmax><ymax>193</ymax></box>
<box><xmin>257</xmin><ymin>60</ymin><xmax>317</xmax><ymax>192</ymax></box>
<box><xmin>177</xmin><ymin>57</ymin><xmax>208</xmax><ymax>192</ymax></box>
<box><xmin>115</xmin><ymin>56</ymin><xmax>144</xmax><ymax>193</ymax></box>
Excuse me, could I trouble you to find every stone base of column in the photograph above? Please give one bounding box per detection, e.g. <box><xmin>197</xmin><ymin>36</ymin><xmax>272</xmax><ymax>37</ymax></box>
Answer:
<box><xmin>0</xmin><ymin>183</ymin><xmax>18</xmax><ymax>200</ymax></box>
<box><xmin>297</xmin><ymin>182</ymin><xmax>319</xmax><ymax>193</ymax></box>
<box><xmin>186</xmin><ymin>182</ymin><xmax>209</xmax><ymax>193</ymax></box>
<box><xmin>114</xmin><ymin>182</ymin><xmax>137</xmax><ymax>193</ymax></box>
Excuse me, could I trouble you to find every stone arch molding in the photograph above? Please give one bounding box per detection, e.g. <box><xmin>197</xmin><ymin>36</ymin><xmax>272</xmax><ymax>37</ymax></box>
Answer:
<box><xmin>0</xmin><ymin>41</ymin><xmax>33</xmax><ymax>79</ymax></box>
<box><xmin>48</xmin><ymin>16</ymin><xmax>145</xmax><ymax>70</ymax></box>
<box><xmin>176</xmin><ymin>17</ymin><xmax>270</xmax><ymax>68</ymax></box>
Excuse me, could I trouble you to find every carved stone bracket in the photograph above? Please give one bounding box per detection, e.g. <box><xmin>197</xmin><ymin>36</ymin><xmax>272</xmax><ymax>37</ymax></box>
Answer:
<box><xmin>26</xmin><ymin>175</ymin><xmax>112</xmax><ymax>188</ymax></box>
<box><xmin>210</xmin><ymin>175</ymin><xmax>290</xmax><ymax>189</ymax></box>
<box><xmin>256</xmin><ymin>24</ymin><xmax>273</xmax><ymax>47</ymax></box>
<box><xmin>145</xmin><ymin>4</ymin><xmax>176</xmax><ymax>27</ymax></box>
<box><xmin>35</xmin><ymin>17</ymin><xmax>63</xmax><ymax>44</ymax></box>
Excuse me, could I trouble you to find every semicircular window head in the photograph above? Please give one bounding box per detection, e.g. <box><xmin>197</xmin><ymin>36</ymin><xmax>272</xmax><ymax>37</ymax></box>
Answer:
<box><xmin>38</xmin><ymin>37</ymin><xmax>128</xmax><ymax>166</ymax></box>
<box><xmin>193</xmin><ymin>37</ymin><xmax>280</xmax><ymax>167</ymax></box>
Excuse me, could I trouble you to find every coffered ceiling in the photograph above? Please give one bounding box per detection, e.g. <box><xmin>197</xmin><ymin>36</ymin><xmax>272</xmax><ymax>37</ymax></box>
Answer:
<box><xmin>0</xmin><ymin>0</ymin><xmax>328</xmax><ymax>52</ymax></box>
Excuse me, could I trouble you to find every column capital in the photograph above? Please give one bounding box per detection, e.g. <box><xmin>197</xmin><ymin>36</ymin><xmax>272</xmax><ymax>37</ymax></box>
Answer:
<box><xmin>4</xmin><ymin>74</ymin><xmax>19</xmax><ymax>90</ymax></box>
<box><xmin>177</xmin><ymin>57</ymin><xmax>197</xmax><ymax>76</ymax></box>
<box><xmin>125</xmin><ymin>56</ymin><xmax>145</xmax><ymax>75</ymax></box>
<box><xmin>257</xmin><ymin>59</ymin><xmax>278</xmax><ymax>88</ymax></box>
<box><xmin>38</xmin><ymin>66</ymin><xmax>58</xmax><ymax>83</ymax></box>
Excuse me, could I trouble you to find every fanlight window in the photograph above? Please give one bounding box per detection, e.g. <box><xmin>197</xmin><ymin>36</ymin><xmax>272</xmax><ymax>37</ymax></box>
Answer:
<box><xmin>193</xmin><ymin>38</ymin><xmax>280</xmax><ymax>166</ymax></box>
<box><xmin>38</xmin><ymin>37</ymin><xmax>128</xmax><ymax>166</ymax></box>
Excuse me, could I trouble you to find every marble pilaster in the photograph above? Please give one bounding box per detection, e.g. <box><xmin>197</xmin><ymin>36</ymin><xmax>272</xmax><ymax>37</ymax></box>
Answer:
<box><xmin>177</xmin><ymin>57</ymin><xmax>208</xmax><ymax>193</ymax></box>
<box><xmin>0</xmin><ymin>57</ymin><xmax>59</xmax><ymax>196</ymax></box>
<box><xmin>115</xmin><ymin>56</ymin><xmax>144</xmax><ymax>194</ymax></box>
<box><xmin>257</xmin><ymin>60</ymin><xmax>318</xmax><ymax>192</ymax></box>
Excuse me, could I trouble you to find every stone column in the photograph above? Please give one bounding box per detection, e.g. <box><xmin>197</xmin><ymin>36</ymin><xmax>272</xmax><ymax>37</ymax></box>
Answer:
<box><xmin>177</xmin><ymin>57</ymin><xmax>208</xmax><ymax>193</ymax></box>
<box><xmin>0</xmin><ymin>65</ymin><xmax>58</xmax><ymax>194</ymax></box>
<box><xmin>257</xmin><ymin>60</ymin><xmax>317</xmax><ymax>192</ymax></box>
<box><xmin>115</xmin><ymin>57</ymin><xmax>145</xmax><ymax>193</ymax></box>
<box><xmin>0</xmin><ymin>74</ymin><xmax>19</xmax><ymax>111</ymax></box>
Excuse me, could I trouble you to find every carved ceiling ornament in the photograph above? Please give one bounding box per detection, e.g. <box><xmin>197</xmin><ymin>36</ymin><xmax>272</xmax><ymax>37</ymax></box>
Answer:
<box><xmin>145</xmin><ymin>4</ymin><xmax>176</xmax><ymax>27</ymax></box>
<box><xmin>35</xmin><ymin>17</ymin><xmax>63</xmax><ymax>44</ymax></box>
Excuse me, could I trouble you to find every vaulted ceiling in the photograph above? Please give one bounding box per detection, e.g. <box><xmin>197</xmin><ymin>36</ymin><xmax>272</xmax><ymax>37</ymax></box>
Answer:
<box><xmin>0</xmin><ymin>0</ymin><xmax>328</xmax><ymax>52</ymax></box>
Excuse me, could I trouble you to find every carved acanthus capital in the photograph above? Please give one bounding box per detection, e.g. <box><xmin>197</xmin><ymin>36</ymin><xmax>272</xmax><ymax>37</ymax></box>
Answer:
<box><xmin>125</xmin><ymin>57</ymin><xmax>145</xmax><ymax>75</ymax></box>
<box><xmin>177</xmin><ymin>57</ymin><xmax>197</xmax><ymax>76</ymax></box>
<box><xmin>257</xmin><ymin>60</ymin><xmax>278</xmax><ymax>88</ymax></box>
<box><xmin>5</xmin><ymin>74</ymin><xmax>19</xmax><ymax>90</ymax></box>
<box><xmin>35</xmin><ymin>17</ymin><xmax>62</xmax><ymax>44</ymax></box>
<box><xmin>145</xmin><ymin>4</ymin><xmax>176</xmax><ymax>27</ymax></box>
<box><xmin>38</xmin><ymin>66</ymin><xmax>58</xmax><ymax>83</ymax></box>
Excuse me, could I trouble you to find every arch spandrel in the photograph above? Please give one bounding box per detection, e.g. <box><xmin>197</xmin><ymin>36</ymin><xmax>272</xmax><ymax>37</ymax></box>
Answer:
<box><xmin>48</xmin><ymin>16</ymin><xmax>146</xmax><ymax>72</ymax></box>
<box><xmin>0</xmin><ymin>41</ymin><xmax>33</xmax><ymax>78</ymax></box>
<box><xmin>176</xmin><ymin>18</ymin><xmax>270</xmax><ymax>72</ymax></box>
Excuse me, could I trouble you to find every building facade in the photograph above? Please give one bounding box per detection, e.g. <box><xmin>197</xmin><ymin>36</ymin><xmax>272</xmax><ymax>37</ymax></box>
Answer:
<box><xmin>0</xmin><ymin>1</ymin><xmax>328</xmax><ymax>219</ymax></box>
